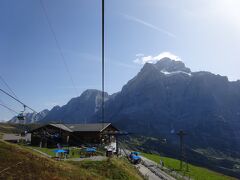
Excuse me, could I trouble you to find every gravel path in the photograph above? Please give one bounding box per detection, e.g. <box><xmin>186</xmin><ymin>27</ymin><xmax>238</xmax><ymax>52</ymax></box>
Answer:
<box><xmin>141</xmin><ymin>156</ymin><xmax>176</xmax><ymax>180</ymax></box>
<box><xmin>136</xmin><ymin>163</ymin><xmax>163</xmax><ymax>180</ymax></box>
<box><xmin>120</xmin><ymin>148</ymin><xmax>176</xmax><ymax>180</ymax></box>
<box><xmin>27</xmin><ymin>147</ymin><xmax>52</xmax><ymax>158</ymax></box>
<box><xmin>66</xmin><ymin>156</ymin><xmax>107</xmax><ymax>161</ymax></box>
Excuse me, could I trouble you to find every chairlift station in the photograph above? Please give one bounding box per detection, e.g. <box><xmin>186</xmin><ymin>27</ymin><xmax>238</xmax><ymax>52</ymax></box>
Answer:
<box><xmin>30</xmin><ymin>123</ymin><xmax>119</xmax><ymax>147</ymax></box>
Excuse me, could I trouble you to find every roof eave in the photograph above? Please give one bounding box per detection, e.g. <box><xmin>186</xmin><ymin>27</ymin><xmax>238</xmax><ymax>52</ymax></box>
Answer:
<box><xmin>100</xmin><ymin>123</ymin><xmax>112</xmax><ymax>132</ymax></box>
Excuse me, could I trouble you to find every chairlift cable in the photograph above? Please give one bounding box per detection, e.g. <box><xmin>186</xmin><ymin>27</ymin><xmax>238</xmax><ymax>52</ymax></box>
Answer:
<box><xmin>0</xmin><ymin>103</ymin><xmax>18</xmax><ymax>114</ymax></box>
<box><xmin>0</xmin><ymin>75</ymin><xmax>19</xmax><ymax>99</ymax></box>
<box><xmin>0</xmin><ymin>98</ymin><xmax>16</xmax><ymax>116</ymax></box>
<box><xmin>0</xmin><ymin>88</ymin><xmax>37</xmax><ymax>113</ymax></box>
<box><xmin>39</xmin><ymin>0</ymin><xmax>78</xmax><ymax>96</ymax></box>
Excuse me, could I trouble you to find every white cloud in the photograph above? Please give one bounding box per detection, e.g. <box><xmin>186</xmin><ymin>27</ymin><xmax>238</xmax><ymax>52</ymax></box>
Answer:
<box><xmin>133</xmin><ymin>52</ymin><xmax>181</xmax><ymax>64</ymax></box>
<box><xmin>135</xmin><ymin>53</ymin><xmax>145</xmax><ymax>57</ymax></box>
<box><xmin>122</xmin><ymin>14</ymin><xmax>176</xmax><ymax>38</ymax></box>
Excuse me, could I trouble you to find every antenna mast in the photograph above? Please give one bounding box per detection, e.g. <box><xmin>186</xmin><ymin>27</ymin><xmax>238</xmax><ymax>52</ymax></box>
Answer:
<box><xmin>101</xmin><ymin>0</ymin><xmax>105</xmax><ymax>128</ymax></box>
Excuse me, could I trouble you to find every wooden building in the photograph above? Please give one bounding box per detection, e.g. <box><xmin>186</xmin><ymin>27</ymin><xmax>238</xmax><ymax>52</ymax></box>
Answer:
<box><xmin>30</xmin><ymin>123</ymin><xmax>119</xmax><ymax>147</ymax></box>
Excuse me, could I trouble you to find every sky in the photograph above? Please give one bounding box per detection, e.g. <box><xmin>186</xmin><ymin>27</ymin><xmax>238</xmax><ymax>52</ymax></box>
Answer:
<box><xmin>1</xmin><ymin>0</ymin><xmax>240</xmax><ymax>121</ymax></box>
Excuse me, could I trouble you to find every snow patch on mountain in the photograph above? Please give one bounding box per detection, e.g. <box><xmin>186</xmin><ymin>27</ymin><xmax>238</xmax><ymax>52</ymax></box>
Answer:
<box><xmin>161</xmin><ymin>70</ymin><xmax>192</xmax><ymax>76</ymax></box>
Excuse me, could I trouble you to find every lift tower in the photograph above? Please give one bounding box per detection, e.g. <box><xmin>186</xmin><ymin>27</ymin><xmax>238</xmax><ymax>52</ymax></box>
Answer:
<box><xmin>177</xmin><ymin>130</ymin><xmax>187</xmax><ymax>170</ymax></box>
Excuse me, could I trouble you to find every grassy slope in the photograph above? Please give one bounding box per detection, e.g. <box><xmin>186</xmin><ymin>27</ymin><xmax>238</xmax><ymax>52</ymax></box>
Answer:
<box><xmin>0</xmin><ymin>140</ymin><xmax>81</xmax><ymax>180</ymax></box>
<box><xmin>69</xmin><ymin>158</ymin><xmax>142</xmax><ymax>180</ymax></box>
<box><xmin>0</xmin><ymin>140</ymin><xmax>142</xmax><ymax>180</ymax></box>
<box><xmin>142</xmin><ymin>153</ymin><xmax>237</xmax><ymax>180</ymax></box>
<box><xmin>0</xmin><ymin>123</ymin><xmax>40</xmax><ymax>134</ymax></box>
<box><xmin>32</xmin><ymin>146</ymin><xmax>57</xmax><ymax>156</ymax></box>
<box><xmin>0</xmin><ymin>123</ymin><xmax>16</xmax><ymax>133</ymax></box>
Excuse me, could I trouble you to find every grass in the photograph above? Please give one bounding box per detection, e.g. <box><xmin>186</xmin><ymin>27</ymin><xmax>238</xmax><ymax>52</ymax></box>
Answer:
<box><xmin>142</xmin><ymin>152</ymin><xmax>237</xmax><ymax>180</ymax></box>
<box><xmin>0</xmin><ymin>140</ymin><xmax>143</xmax><ymax>180</ymax></box>
<box><xmin>0</xmin><ymin>123</ymin><xmax>41</xmax><ymax>134</ymax></box>
<box><xmin>31</xmin><ymin>146</ymin><xmax>56</xmax><ymax>156</ymax></box>
<box><xmin>28</xmin><ymin>146</ymin><xmax>143</xmax><ymax>179</ymax></box>
<box><xmin>0</xmin><ymin>140</ymin><xmax>81</xmax><ymax>180</ymax></box>
<box><xmin>29</xmin><ymin>146</ymin><xmax>104</xmax><ymax>158</ymax></box>
<box><xmin>69</xmin><ymin>158</ymin><xmax>143</xmax><ymax>180</ymax></box>
<box><xmin>0</xmin><ymin>123</ymin><xmax>18</xmax><ymax>134</ymax></box>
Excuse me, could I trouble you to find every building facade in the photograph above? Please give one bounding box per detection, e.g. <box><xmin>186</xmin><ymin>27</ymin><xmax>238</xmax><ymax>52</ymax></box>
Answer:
<box><xmin>30</xmin><ymin>123</ymin><xmax>119</xmax><ymax>147</ymax></box>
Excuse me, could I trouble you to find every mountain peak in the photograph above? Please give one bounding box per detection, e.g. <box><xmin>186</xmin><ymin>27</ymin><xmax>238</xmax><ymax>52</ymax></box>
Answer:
<box><xmin>80</xmin><ymin>89</ymin><xmax>108</xmax><ymax>99</ymax></box>
<box><xmin>140</xmin><ymin>58</ymin><xmax>191</xmax><ymax>78</ymax></box>
<box><xmin>154</xmin><ymin>58</ymin><xmax>191</xmax><ymax>73</ymax></box>
<box><xmin>82</xmin><ymin>89</ymin><xmax>102</xmax><ymax>94</ymax></box>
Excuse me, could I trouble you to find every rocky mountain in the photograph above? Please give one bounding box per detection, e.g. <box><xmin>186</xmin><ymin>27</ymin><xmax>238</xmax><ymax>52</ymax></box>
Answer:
<box><xmin>8</xmin><ymin>58</ymin><xmax>240</xmax><ymax>156</ymax></box>
<box><xmin>93</xmin><ymin>58</ymin><xmax>240</xmax><ymax>156</ymax></box>
<box><xmin>9</xmin><ymin>109</ymin><xmax>49</xmax><ymax>124</ymax></box>
<box><xmin>42</xmin><ymin>89</ymin><xmax>109</xmax><ymax>123</ymax></box>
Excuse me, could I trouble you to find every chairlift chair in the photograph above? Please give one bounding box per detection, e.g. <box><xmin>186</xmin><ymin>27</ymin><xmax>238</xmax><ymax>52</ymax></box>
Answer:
<box><xmin>17</xmin><ymin>105</ymin><xmax>26</xmax><ymax>121</ymax></box>
<box><xmin>17</xmin><ymin>112</ymin><xmax>25</xmax><ymax>121</ymax></box>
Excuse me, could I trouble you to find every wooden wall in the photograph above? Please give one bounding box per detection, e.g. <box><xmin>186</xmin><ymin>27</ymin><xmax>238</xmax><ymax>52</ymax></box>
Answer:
<box><xmin>31</xmin><ymin>124</ymin><xmax>119</xmax><ymax>147</ymax></box>
<box><xmin>31</xmin><ymin>125</ymin><xmax>70</xmax><ymax>148</ymax></box>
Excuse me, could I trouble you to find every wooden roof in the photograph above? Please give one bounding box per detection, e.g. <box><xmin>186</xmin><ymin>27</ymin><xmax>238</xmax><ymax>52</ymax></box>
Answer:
<box><xmin>31</xmin><ymin>123</ymin><xmax>119</xmax><ymax>133</ymax></box>
<box><xmin>64</xmin><ymin>123</ymin><xmax>114</xmax><ymax>132</ymax></box>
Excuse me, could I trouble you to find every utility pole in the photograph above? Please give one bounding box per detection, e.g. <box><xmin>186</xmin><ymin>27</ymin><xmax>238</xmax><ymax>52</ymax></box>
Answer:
<box><xmin>116</xmin><ymin>134</ymin><xmax>119</xmax><ymax>156</ymax></box>
<box><xmin>101</xmin><ymin>0</ymin><xmax>105</xmax><ymax>131</ymax></box>
<box><xmin>177</xmin><ymin>130</ymin><xmax>187</xmax><ymax>170</ymax></box>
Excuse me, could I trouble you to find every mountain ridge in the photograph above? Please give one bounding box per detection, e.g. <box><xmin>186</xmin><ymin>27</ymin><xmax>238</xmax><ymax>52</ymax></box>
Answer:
<box><xmin>41</xmin><ymin>89</ymin><xmax>109</xmax><ymax>123</ymax></box>
<box><xmin>8</xmin><ymin>58</ymin><xmax>240</xmax><ymax>156</ymax></box>
<box><xmin>9</xmin><ymin>109</ymin><xmax>49</xmax><ymax>124</ymax></box>
<box><xmin>92</xmin><ymin>58</ymin><xmax>240</xmax><ymax>155</ymax></box>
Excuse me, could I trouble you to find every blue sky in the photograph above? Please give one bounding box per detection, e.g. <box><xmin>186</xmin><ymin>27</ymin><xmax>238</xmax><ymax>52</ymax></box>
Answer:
<box><xmin>1</xmin><ymin>0</ymin><xmax>240</xmax><ymax>121</ymax></box>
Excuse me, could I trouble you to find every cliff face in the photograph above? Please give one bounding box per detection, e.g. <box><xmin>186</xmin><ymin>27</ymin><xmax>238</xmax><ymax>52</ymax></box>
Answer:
<box><xmin>93</xmin><ymin>58</ymin><xmax>240</xmax><ymax>155</ymax></box>
<box><xmin>42</xmin><ymin>89</ymin><xmax>109</xmax><ymax>124</ymax></box>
